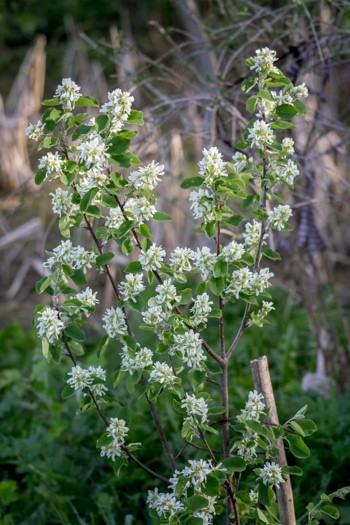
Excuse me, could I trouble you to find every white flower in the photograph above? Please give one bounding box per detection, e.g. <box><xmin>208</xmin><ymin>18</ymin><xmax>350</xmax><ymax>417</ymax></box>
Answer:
<box><xmin>225</xmin><ymin>267</ymin><xmax>252</xmax><ymax>299</ymax></box>
<box><xmin>50</xmin><ymin>188</ymin><xmax>79</xmax><ymax>218</ymax></box>
<box><xmin>182</xmin><ymin>460</ymin><xmax>218</xmax><ymax>491</ymax></box>
<box><xmin>106</xmin><ymin>418</ymin><xmax>129</xmax><ymax>442</ymax></box>
<box><xmin>77</xmin><ymin>132</ymin><xmax>110</xmax><ymax>168</ymax></box>
<box><xmin>169</xmin><ymin>247</ymin><xmax>194</xmax><ymax>276</ymax></box>
<box><xmin>172</xmin><ymin>330</ymin><xmax>206</xmax><ymax>370</ymax></box>
<box><xmin>291</xmin><ymin>82</ymin><xmax>308</xmax><ymax>99</ymax></box>
<box><xmin>243</xmin><ymin>220</ymin><xmax>267</xmax><ymax>253</ymax></box>
<box><xmin>248</xmin><ymin>120</ymin><xmax>275</xmax><ymax>149</ymax></box>
<box><xmin>232</xmin><ymin>152</ymin><xmax>248</xmax><ymax>173</ymax></box>
<box><xmin>67</xmin><ymin>365</ymin><xmax>92</xmax><ymax>390</ymax></box>
<box><xmin>191</xmin><ymin>292</ymin><xmax>213</xmax><ymax>326</ymax></box>
<box><xmin>121</xmin><ymin>345</ymin><xmax>153</xmax><ymax>374</ymax></box>
<box><xmin>259</xmin><ymin>461</ymin><xmax>285</xmax><ymax>488</ymax></box>
<box><xmin>38</xmin><ymin>152</ymin><xmax>64</xmax><ymax>176</ymax></box>
<box><xmin>102</xmin><ymin>306</ymin><xmax>127</xmax><ymax>338</ymax></box>
<box><xmin>198</xmin><ymin>146</ymin><xmax>227</xmax><ymax>186</ymax></box>
<box><xmin>267</xmin><ymin>205</ymin><xmax>292</xmax><ymax>230</ymax></box>
<box><xmin>54</xmin><ymin>78</ymin><xmax>81</xmax><ymax>110</ymax></box>
<box><xmin>142</xmin><ymin>305</ymin><xmax>167</xmax><ymax>327</ymax></box>
<box><xmin>25</xmin><ymin>120</ymin><xmax>45</xmax><ymax>141</ymax></box>
<box><xmin>36</xmin><ymin>307</ymin><xmax>65</xmax><ymax>343</ymax></box>
<box><xmin>249</xmin><ymin>489</ymin><xmax>259</xmax><ymax>504</ymax></box>
<box><xmin>100</xmin><ymin>440</ymin><xmax>125</xmax><ymax>461</ymax></box>
<box><xmin>281</xmin><ymin>137</ymin><xmax>294</xmax><ymax>156</ymax></box>
<box><xmin>194</xmin><ymin>496</ymin><xmax>217</xmax><ymax>525</ymax></box>
<box><xmin>274</xmin><ymin>159</ymin><xmax>299</xmax><ymax>186</ymax></box>
<box><xmin>119</xmin><ymin>273</ymin><xmax>145</xmax><ymax>302</ymax></box>
<box><xmin>139</xmin><ymin>243</ymin><xmax>166</xmax><ymax>271</ymax></box>
<box><xmin>238</xmin><ymin>390</ymin><xmax>266</xmax><ymax>422</ymax></box>
<box><xmin>124</xmin><ymin>197</ymin><xmax>156</xmax><ymax>224</ymax></box>
<box><xmin>149</xmin><ymin>362</ymin><xmax>177</xmax><ymax>387</ymax></box>
<box><xmin>181</xmin><ymin>394</ymin><xmax>208</xmax><ymax>424</ymax></box>
<box><xmin>189</xmin><ymin>188</ymin><xmax>216</xmax><ymax>222</ymax></box>
<box><xmin>248</xmin><ymin>301</ymin><xmax>274</xmax><ymax>328</ymax></box>
<box><xmin>129</xmin><ymin>161</ymin><xmax>164</xmax><ymax>192</ymax></box>
<box><xmin>71</xmin><ymin>246</ymin><xmax>97</xmax><ymax>272</ymax></box>
<box><xmin>155</xmin><ymin>279</ymin><xmax>181</xmax><ymax>310</ymax></box>
<box><xmin>220</xmin><ymin>240</ymin><xmax>245</xmax><ymax>264</ymax></box>
<box><xmin>248</xmin><ymin>47</ymin><xmax>279</xmax><ymax>76</ymax></box>
<box><xmin>236</xmin><ymin>433</ymin><xmax>259</xmax><ymax>461</ymax></box>
<box><xmin>193</xmin><ymin>247</ymin><xmax>216</xmax><ymax>279</ymax></box>
<box><xmin>75</xmin><ymin>287</ymin><xmax>99</xmax><ymax>316</ymax></box>
<box><xmin>249</xmin><ymin>268</ymin><xmax>274</xmax><ymax>295</ymax></box>
<box><xmin>147</xmin><ymin>489</ymin><xmax>184</xmax><ymax>519</ymax></box>
<box><xmin>100</xmin><ymin>88</ymin><xmax>134</xmax><ymax>133</ymax></box>
<box><xmin>105</xmin><ymin>207</ymin><xmax>125</xmax><ymax>230</ymax></box>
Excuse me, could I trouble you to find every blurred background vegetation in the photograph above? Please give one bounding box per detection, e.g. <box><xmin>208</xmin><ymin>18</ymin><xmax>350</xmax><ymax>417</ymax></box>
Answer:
<box><xmin>1</xmin><ymin>0</ymin><xmax>350</xmax><ymax>523</ymax></box>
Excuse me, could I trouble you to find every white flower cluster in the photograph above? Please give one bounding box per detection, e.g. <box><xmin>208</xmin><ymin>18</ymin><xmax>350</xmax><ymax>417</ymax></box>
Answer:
<box><xmin>25</xmin><ymin>120</ymin><xmax>45</xmax><ymax>141</ymax></box>
<box><xmin>172</xmin><ymin>330</ymin><xmax>206</xmax><ymax>370</ymax></box>
<box><xmin>139</xmin><ymin>243</ymin><xmax>166</xmax><ymax>271</ymax></box>
<box><xmin>67</xmin><ymin>365</ymin><xmax>107</xmax><ymax>397</ymax></box>
<box><xmin>181</xmin><ymin>393</ymin><xmax>208</xmax><ymax>426</ymax></box>
<box><xmin>193</xmin><ymin>247</ymin><xmax>216</xmax><ymax>279</ymax></box>
<box><xmin>102</xmin><ymin>306</ymin><xmax>127</xmax><ymax>338</ymax></box>
<box><xmin>50</xmin><ymin>188</ymin><xmax>79</xmax><ymax>218</ymax></box>
<box><xmin>238</xmin><ymin>390</ymin><xmax>266</xmax><ymax>422</ymax></box>
<box><xmin>169</xmin><ymin>247</ymin><xmax>194</xmax><ymax>276</ymax></box>
<box><xmin>38</xmin><ymin>152</ymin><xmax>64</xmax><ymax>177</ymax></box>
<box><xmin>155</xmin><ymin>279</ymin><xmax>181</xmax><ymax>310</ymax></box>
<box><xmin>243</xmin><ymin>220</ymin><xmax>267</xmax><ymax>254</ymax></box>
<box><xmin>248</xmin><ymin>301</ymin><xmax>274</xmax><ymax>328</ymax></box>
<box><xmin>281</xmin><ymin>137</ymin><xmax>294</xmax><ymax>156</ymax></box>
<box><xmin>104</xmin><ymin>207</ymin><xmax>125</xmax><ymax>230</ymax></box>
<box><xmin>129</xmin><ymin>161</ymin><xmax>164</xmax><ymax>192</ymax></box>
<box><xmin>124</xmin><ymin>197</ymin><xmax>156</xmax><ymax>224</ymax></box>
<box><xmin>248</xmin><ymin>47</ymin><xmax>279</xmax><ymax>76</ymax></box>
<box><xmin>100</xmin><ymin>88</ymin><xmax>134</xmax><ymax>133</ymax></box>
<box><xmin>259</xmin><ymin>461</ymin><xmax>285</xmax><ymax>488</ymax></box>
<box><xmin>272</xmin><ymin>159</ymin><xmax>299</xmax><ymax>186</ymax></box>
<box><xmin>191</xmin><ymin>292</ymin><xmax>213</xmax><ymax>326</ymax></box>
<box><xmin>75</xmin><ymin>287</ymin><xmax>99</xmax><ymax>316</ymax></box>
<box><xmin>54</xmin><ymin>78</ymin><xmax>81</xmax><ymax>110</ymax></box>
<box><xmin>77</xmin><ymin>132</ymin><xmax>110</xmax><ymax>168</ymax></box>
<box><xmin>44</xmin><ymin>240</ymin><xmax>97</xmax><ymax>272</ymax></box>
<box><xmin>148</xmin><ymin>460</ymin><xmax>224</xmax><ymax>523</ymax></box>
<box><xmin>267</xmin><ymin>205</ymin><xmax>292</xmax><ymax>231</ymax></box>
<box><xmin>198</xmin><ymin>147</ymin><xmax>227</xmax><ymax>187</ymax></box>
<box><xmin>100</xmin><ymin>418</ymin><xmax>129</xmax><ymax>461</ymax></box>
<box><xmin>147</xmin><ymin>488</ymin><xmax>184</xmax><ymax>520</ymax></box>
<box><xmin>248</xmin><ymin>120</ymin><xmax>275</xmax><ymax>149</ymax></box>
<box><xmin>189</xmin><ymin>188</ymin><xmax>216</xmax><ymax>222</ymax></box>
<box><xmin>232</xmin><ymin>152</ymin><xmax>249</xmax><ymax>173</ymax></box>
<box><xmin>36</xmin><ymin>307</ymin><xmax>65</xmax><ymax>343</ymax></box>
<box><xmin>119</xmin><ymin>273</ymin><xmax>145</xmax><ymax>302</ymax></box>
<box><xmin>142</xmin><ymin>305</ymin><xmax>167</xmax><ymax>330</ymax></box>
<box><xmin>219</xmin><ymin>240</ymin><xmax>245</xmax><ymax>264</ymax></box>
<box><xmin>120</xmin><ymin>344</ymin><xmax>153</xmax><ymax>374</ymax></box>
<box><xmin>225</xmin><ymin>267</ymin><xmax>274</xmax><ymax>299</ymax></box>
<box><xmin>149</xmin><ymin>361</ymin><xmax>177</xmax><ymax>387</ymax></box>
<box><xmin>236</xmin><ymin>432</ymin><xmax>260</xmax><ymax>461</ymax></box>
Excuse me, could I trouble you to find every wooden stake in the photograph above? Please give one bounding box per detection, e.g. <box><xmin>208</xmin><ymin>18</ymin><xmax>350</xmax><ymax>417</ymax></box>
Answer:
<box><xmin>251</xmin><ymin>356</ymin><xmax>296</xmax><ymax>525</ymax></box>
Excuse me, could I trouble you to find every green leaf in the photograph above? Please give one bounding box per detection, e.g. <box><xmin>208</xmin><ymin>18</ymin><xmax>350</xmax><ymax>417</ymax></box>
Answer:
<box><xmin>180</xmin><ymin>176</ymin><xmax>204</xmax><ymax>189</ymax></box>
<box><xmin>293</xmin><ymin>99</ymin><xmax>307</xmax><ymax>114</ymax></box>
<box><xmin>245</xmin><ymin>420</ymin><xmax>269</xmax><ymax>437</ymax></box>
<box><xmin>35</xmin><ymin>167</ymin><xmax>47</xmax><ymax>185</ymax></box>
<box><xmin>179</xmin><ymin>288</ymin><xmax>192</xmax><ymax>305</ymax></box>
<box><xmin>259</xmin><ymin>482</ymin><xmax>272</xmax><ymax>507</ymax></box>
<box><xmin>242</xmin><ymin>194</ymin><xmax>259</xmax><ymax>210</ymax></box>
<box><xmin>285</xmin><ymin>434</ymin><xmax>310</xmax><ymax>458</ymax></box>
<box><xmin>97</xmin><ymin>335</ymin><xmax>110</xmax><ymax>358</ymax></box>
<box><xmin>223</xmin><ymin>215</ymin><xmax>244</xmax><ymax>227</ymax></box>
<box><xmin>214</xmin><ymin>259</ymin><xmax>228</xmax><ymax>278</ymax></box>
<box><xmin>110</xmin><ymin>171</ymin><xmax>128</xmax><ymax>188</ymax></box>
<box><xmin>124</xmin><ymin>261</ymin><xmax>143</xmax><ymax>273</ymax></box>
<box><xmin>121</xmin><ymin>238</ymin><xmax>134</xmax><ymax>256</ymax></box>
<box><xmin>76</xmin><ymin>95</ymin><xmax>99</xmax><ymax>107</ymax></box>
<box><xmin>203</xmin><ymin>221</ymin><xmax>216</xmax><ymax>238</ymax></box>
<box><xmin>95</xmin><ymin>114</ymin><xmax>109</xmax><ymax>131</ymax></box>
<box><xmin>257</xmin><ymin>89</ymin><xmax>275</xmax><ymax>101</ymax></box>
<box><xmin>69</xmin><ymin>340</ymin><xmax>85</xmax><ymax>356</ymax></box>
<box><xmin>61</xmin><ymin>384</ymin><xmax>75</xmax><ymax>399</ymax></box>
<box><xmin>80</xmin><ymin>187</ymin><xmax>99</xmax><ymax>211</ymax></box>
<box><xmin>108</xmin><ymin>135</ymin><xmax>131</xmax><ymax>156</ymax></box>
<box><xmin>127</xmin><ymin>109</ymin><xmax>144</xmax><ymax>126</ymax></box>
<box><xmin>290</xmin><ymin>419</ymin><xmax>317</xmax><ymax>437</ymax></box>
<box><xmin>96</xmin><ymin>252</ymin><xmax>115</xmax><ymax>266</ymax></box>
<box><xmin>246</xmin><ymin>95</ymin><xmax>257</xmax><ymax>113</ymax></box>
<box><xmin>64</xmin><ymin>326</ymin><xmax>86</xmax><ymax>342</ymax></box>
<box><xmin>321</xmin><ymin>506</ymin><xmax>340</xmax><ymax>519</ymax></box>
<box><xmin>72</xmin><ymin>124</ymin><xmax>92</xmax><ymax>140</ymax></box>
<box><xmin>153</xmin><ymin>211</ymin><xmax>172</xmax><ymax>221</ymax></box>
<box><xmin>70</xmin><ymin>269</ymin><xmax>87</xmax><ymax>286</ymax></box>
<box><xmin>241</xmin><ymin>78</ymin><xmax>257</xmax><ymax>93</ymax></box>
<box><xmin>221</xmin><ymin>456</ymin><xmax>246</xmax><ymax>473</ymax></box>
<box><xmin>116</xmin><ymin>220</ymin><xmax>134</xmax><ymax>240</ymax></box>
<box><xmin>263</xmin><ymin>248</ymin><xmax>281</xmax><ymax>261</ymax></box>
<box><xmin>275</xmin><ymin>104</ymin><xmax>298</xmax><ymax>120</ymax></box>
<box><xmin>58</xmin><ymin>217</ymin><xmax>71</xmax><ymax>239</ymax></box>
<box><xmin>256</xmin><ymin>507</ymin><xmax>269</xmax><ymax>523</ymax></box>
<box><xmin>125</xmin><ymin>375</ymin><xmax>135</xmax><ymax>395</ymax></box>
<box><xmin>35</xmin><ymin>274</ymin><xmax>55</xmax><ymax>294</ymax></box>
<box><xmin>186</xmin><ymin>495</ymin><xmax>208</xmax><ymax>512</ymax></box>
<box><xmin>282</xmin><ymin>465</ymin><xmax>303</xmax><ymax>476</ymax></box>
<box><xmin>42</xmin><ymin>97</ymin><xmax>60</xmax><ymax>106</ymax></box>
<box><xmin>252</xmin><ymin>209</ymin><xmax>269</xmax><ymax>221</ymax></box>
<box><xmin>209</xmin><ymin>308</ymin><xmax>222</xmax><ymax>318</ymax></box>
<box><xmin>139</xmin><ymin>223</ymin><xmax>152</xmax><ymax>238</ymax></box>
<box><xmin>271</xmin><ymin>120</ymin><xmax>296</xmax><ymax>130</ymax></box>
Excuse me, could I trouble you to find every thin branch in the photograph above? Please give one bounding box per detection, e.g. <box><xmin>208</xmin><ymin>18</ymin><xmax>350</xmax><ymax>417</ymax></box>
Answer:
<box><xmin>146</xmin><ymin>394</ymin><xmax>177</xmax><ymax>472</ymax></box>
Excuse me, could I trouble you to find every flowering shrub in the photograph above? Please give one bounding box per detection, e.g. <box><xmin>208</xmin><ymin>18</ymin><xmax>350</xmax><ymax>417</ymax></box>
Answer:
<box><xmin>30</xmin><ymin>49</ymin><xmax>347</xmax><ymax>524</ymax></box>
